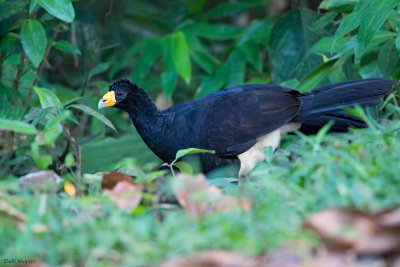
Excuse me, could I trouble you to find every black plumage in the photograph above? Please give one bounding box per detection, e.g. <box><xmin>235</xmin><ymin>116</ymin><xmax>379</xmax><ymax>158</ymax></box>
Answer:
<box><xmin>99</xmin><ymin>78</ymin><xmax>395</xmax><ymax>173</ymax></box>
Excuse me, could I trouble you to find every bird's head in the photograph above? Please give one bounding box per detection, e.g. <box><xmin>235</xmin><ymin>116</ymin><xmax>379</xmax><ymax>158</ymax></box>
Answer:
<box><xmin>98</xmin><ymin>79</ymin><xmax>138</xmax><ymax>110</ymax></box>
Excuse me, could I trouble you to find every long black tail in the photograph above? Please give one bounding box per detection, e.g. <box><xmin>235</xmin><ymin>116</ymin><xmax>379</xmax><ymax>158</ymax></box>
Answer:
<box><xmin>294</xmin><ymin>79</ymin><xmax>395</xmax><ymax>133</ymax></box>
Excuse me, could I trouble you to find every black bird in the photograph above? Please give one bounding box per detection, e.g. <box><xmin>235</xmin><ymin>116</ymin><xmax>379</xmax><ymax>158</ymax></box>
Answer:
<box><xmin>98</xmin><ymin>79</ymin><xmax>395</xmax><ymax>176</ymax></box>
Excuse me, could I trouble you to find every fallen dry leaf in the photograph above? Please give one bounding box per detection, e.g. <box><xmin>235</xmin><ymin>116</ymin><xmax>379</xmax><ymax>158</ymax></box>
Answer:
<box><xmin>64</xmin><ymin>181</ymin><xmax>76</xmax><ymax>198</ymax></box>
<box><xmin>101</xmin><ymin>171</ymin><xmax>135</xmax><ymax>190</ymax></box>
<box><xmin>304</xmin><ymin>207</ymin><xmax>400</xmax><ymax>256</ymax></box>
<box><xmin>173</xmin><ymin>173</ymin><xmax>251</xmax><ymax>218</ymax></box>
<box><xmin>103</xmin><ymin>180</ymin><xmax>143</xmax><ymax>212</ymax></box>
<box><xmin>161</xmin><ymin>250</ymin><xmax>257</xmax><ymax>267</ymax></box>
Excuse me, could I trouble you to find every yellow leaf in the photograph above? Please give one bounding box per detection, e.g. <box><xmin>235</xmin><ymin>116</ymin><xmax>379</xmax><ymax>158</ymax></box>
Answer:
<box><xmin>64</xmin><ymin>181</ymin><xmax>76</xmax><ymax>198</ymax></box>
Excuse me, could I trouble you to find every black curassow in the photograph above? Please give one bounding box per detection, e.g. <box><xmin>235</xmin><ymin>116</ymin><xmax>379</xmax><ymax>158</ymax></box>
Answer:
<box><xmin>98</xmin><ymin>79</ymin><xmax>395</xmax><ymax>175</ymax></box>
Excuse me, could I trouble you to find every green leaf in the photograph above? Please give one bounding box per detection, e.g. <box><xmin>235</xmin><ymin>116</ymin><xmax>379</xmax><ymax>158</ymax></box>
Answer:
<box><xmin>240</xmin><ymin>42</ymin><xmax>262</xmax><ymax>73</ymax></box>
<box><xmin>307</xmin><ymin>36</ymin><xmax>349</xmax><ymax>56</ymax></box>
<box><xmin>88</xmin><ymin>62</ymin><xmax>111</xmax><ymax>80</ymax></box>
<box><xmin>130</xmin><ymin>39</ymin><xmax>162</xmax><ymax>82</ymax></box>
<box><xmin>192</xmin><ymin>23</ymin><xmax>242</xmax><ymax>40</ymax></box>
<box><xmin>65</xmin><ymin>153</ymin><xmax>76</xmax><ymax>167</ymax></box>
<box><xmin>53</xmin><ymin>40</ymin><xmax>81</xmax><ymax>55</ymax></box>
<box><xmin>207</xmin><ymin>0</ymin><xmax>265</xmax><ymax>19</ymax></box>
<box><xmin>31</xmin><ymin>142</ymin><xmax>52</xmax><ymax>170</ymax></box>
<box><xmin>162</xmin><ymin>36</ymin><xmax>178</xmax><ymax>98</ymax></box>
<box><xmin>68</xmin><ymin>104</ymin><xmax>116</xmax><ymax>132</ymax></box>
<box><xmin>190</xmin><ymin>51</ymin><xmax>215</xmax><ymax>74</ymax></box>
<box><xmin>174</xmin><ymin>162</ymin><xmax>193</xmax><ymax>175</ymax></box>
<box><xmin>170</xmin><ymin>31</ymin><xmax>191</xmax><ymax>85</ymax></box>
<box><xmin>297</xmin><ymin>58</ymin><xmax>340</xmax><ymax>93</ymax></box>
<box><xmin>226</xmin><ymin>50</ymin><xmax>245</xmax><ymax>87</ymax></box>
<box><xmin>36</xmin><ymin>0</ymin><xmax>75</xmax><ymax>23</ymax></box>
<box><xmin>237</xmin><ymin>19</ymin><xmax>271</xmax><ymax>46</ymax></box>
<box><xmin>355</xmin><ymin>0</ymin><xmax>396</xmax><ymax>63</ymax></box>
<box><xmin>33</xmin><ymin>86</ymin><xmax>62</xmax><ymax>109</ymax></box>
<box><xmin>31</xmin><ymin>107</ymin><xmax>57</xmax><ymax>126</ymax></box>
<box><xmin>377</xmin><ymin>39</ymin><xmax>398</xmax><ymax>77</ymax></box>
<box><xmin>270</xmin><ymin>9</ymin><xmax>323</xmax><ymax>83</ymax></box>
<box><xmin>196</xmin><ymin>64</ymin><xmax>227</xmax><ymax>98</ymax></box>
<box><xmin>0</xmin><ymin>118</ymin><xmax>37</xmax><ymax>135</ymax></box>
<box><xmin>0</xmin><ymin>2</ymin><xmax>25</xmax><ymax>20</ymax></box>
<box><xmin>29</xmin><ymin>0</ymin><xmax>38</xmax><ymax>14</ymax></box>
<box><xmin>21</xmin><ymin>19</ymin><xmax>47</xmax><ymax>68</ymax></box>
<box><xmin>319</xmin><ymin>0</ymin><xmax>358</xmax><ymax>12</ymax></box>
<box><xmin>333</xmin><ymin>12</ymin><xmax>361</xmax><ymax>43</ymax></box>
<box><xmin>161</xmin><ymin>72</ymin><xmax>177</xmax><ymax>99</ymax></box>
<box><xmin>175</xmin><ymin>148</ymin><xmax>215</xmax><ymax>160</ymax></box>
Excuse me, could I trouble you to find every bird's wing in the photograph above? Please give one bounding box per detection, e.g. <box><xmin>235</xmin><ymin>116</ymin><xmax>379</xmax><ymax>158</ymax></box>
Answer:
<box><xmin>165</xmin><ymin>84</ymin><xmax>301</xmax><ymax>157</ymax></box>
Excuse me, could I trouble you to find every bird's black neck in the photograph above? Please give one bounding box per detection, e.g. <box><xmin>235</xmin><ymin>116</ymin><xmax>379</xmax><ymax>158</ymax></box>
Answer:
<box><xmin>125</xmin><ymin>90</ymin><xmax>161</xmax><ymax>120</ymax></box>
<box><xmin>123</xmin><ymin>89</ymin><xmax>172</xmax><ymax>160</ymax></box>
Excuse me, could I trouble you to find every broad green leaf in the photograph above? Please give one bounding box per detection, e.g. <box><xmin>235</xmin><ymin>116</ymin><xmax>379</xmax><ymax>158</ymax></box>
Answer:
<box><xmin>192</xmin><ymin>23</ymin><xmax>242</xmax><ymax>40</ymax></box>
<box><xmin>185</xmin><ymin>32</ymin><xmax>218</xmax><ymax>73</ymax></box>
<box><xmin>207</xmin><ymin>0</ymin><xmax>265</xmax><ymax>19</ymax></box>
<box><xmin>355</xmin><ymin>0</ymin><xmax>396</xmax><ymax>63</ymax></box>
<box><xmin>109</xmin><ymin>38</ymin><xmax>152</xmax><ymax>79</ymax></box>
<box><xmin>0</xmin><ymin>118</ymin><xmax>37</xmax><ymax>135</ymax></box>
<box><xmin>359</xmin><ymin>61</ymin><xmax>383</xmax><ymax>79</ymax></box>
<box><xmin>130</xmin><ymin>39</ymin><xmax>162</xmax><ymax>82</ymax></box>
<box><xmin>68</xmin><ymin>104</ymin><xmax>116</xmax><ymax>132</ymax></box>
<box><xmin>30</xmin><ymin>142</ymin><xmax>52</xmax><ymax>170</ymax></box>
<box><xmin>240</xmin><ymin>42</ymin><xmax>262</xmax><ymax>73</ymax></box>
<box><xmin>226</xmin><ymin>49</ymin><xmax>245</xmax><ymax>87</ymax></box>
<box><xmin>237</xmin><ymin>19</ymin><xmax>271</xmax><ymax>46</ymax></box>
<box><xmin>21</xmin><ymin>19</ymin><xmax>47</xmax><ymax>67</ymax></box>
<box><xmin>174</xmin><ymin>162</ymin><xmax>193</xmax><ymax>175</ymax></box>
<box><xmin>396</xmin><ymin>35</ymin><xmax>400</xmax><ymax>51</ymax></box>
<box><xmin>319</xmin><ymin>0</ymin><xmax>357</xmax><ymax>12</ymax></box>
<box><xmin>196</xmin><ymin>64</ymin><xmax>227</xmax><ymax>98</ymax></box>
<box><xmin>89</xmin><ymin>62</ymin><xmax>111</xmax><ymax>80</ymax></box>
<box><xmin>161</xmin><ymin>71</ymin><xmax>177</xmax><ymax>99</ymax></box>
<box><xmin>162</xmin><ymin>36</ymin><xmax>178</xmax><ymax>98</ymax></box>
<box><xmin>82</xmin><ymin>134</ymin><xmax>160</xmax><ymax>173</ymax></box>
<box><xmin>62</xmin><ymin>97</ymin><xmax>83</xmax><ymax>107</ymax></box>
<box><xmin>190</xmin><ymin>51</ymin><xmax>215</xmax><ymax>74</ymax></box>
<box><xmin>53</xmin><ymin>40</ymin><xmax>81</xmax><ymax>55</ymax></box>
<box><xmin>33</xmin><ymin>86</ymin><xmax>62</xmax><ymax>108</ymax></box>
<box><xmin>377</xmin><ymin>40</ymin><xmax>398</xmax><ymax>77</ymax></box>
<box><xmin>270</xmin><ymin>9</ymin><xmax>323</xmax><ymax>83</ymax></box>
<box><xmin>29</xmin><ymin>0</ymin><xmax>38</xmax><ymax>14</ymax></box>
<box><xmin>170</xmin><ymin>31</ymin><xmax>191</xmax><ymax>85</ymax></box>
<box><xmin>31</xmin><ymin>107</ymin><xmax>57</xmax><ymax>126</ymax></box>
<box><xmin>314</xmin><ymin>11</ymin><xmax>338</xmax><ymax>29</ymax></box>
<box><xmin>307</xmin><ymin>36</ymin><xmax>349</xmax><ymax>56</ymax></box>
<box><xmin>37</xmin><ymin>0</ymin><xmax>75</xmax><ymax>23</ymax></box>
<box><xmin>333</xmin><ymin>12</ymin><xmax>361</xmax><ymax>43</ymax></box>
<box><xmin>0</xmin><ymin>2</ymin><xmax>25</xmax><ymax>20</ymax></box>
<box><xmin>297</xmin><ymin>58</ymin><xmax>340</xmax><ymax>93</ymax></box>
<box><xmin>175</xmin><ymin>148</ymin><xmax>215</xmax><ymax>160</ymax></box>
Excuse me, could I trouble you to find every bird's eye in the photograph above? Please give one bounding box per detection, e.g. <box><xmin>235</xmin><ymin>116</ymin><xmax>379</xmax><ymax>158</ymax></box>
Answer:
<box><xmin>116</xmin><ymin>90</ymin><xmax>123</xmax><ymax>97</ymax></box>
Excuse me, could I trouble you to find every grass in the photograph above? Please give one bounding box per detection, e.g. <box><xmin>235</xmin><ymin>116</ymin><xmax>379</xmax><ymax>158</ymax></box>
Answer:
<box><xmin>1</xmin><ymin>115</ymin><xmax>400</xmax><ymax>266</ymax></box>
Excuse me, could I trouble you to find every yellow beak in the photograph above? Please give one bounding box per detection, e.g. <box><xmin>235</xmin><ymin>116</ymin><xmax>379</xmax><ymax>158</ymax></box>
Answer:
<box><xmin>98</xmin><ymin>91</ymin><xmax>116</xmax><ymax>109</ymax></box>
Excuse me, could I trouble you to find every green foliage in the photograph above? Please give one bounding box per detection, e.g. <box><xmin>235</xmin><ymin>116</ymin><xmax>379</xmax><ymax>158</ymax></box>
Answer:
<box><xmin>1</xmin><ymin>0</ymin><xmax>400</xmax><ymax>265</ymax></box>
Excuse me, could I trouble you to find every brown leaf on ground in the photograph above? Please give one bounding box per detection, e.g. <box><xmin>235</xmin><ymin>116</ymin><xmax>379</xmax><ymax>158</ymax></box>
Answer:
<box><xmin>160</xmin><ymin>250</ymin><xmax>257</xmax><ymax>267</ymax></box>
<box><xmin>304</xmin><ymin>207</ymin><xmax>400</xmax><ymax>256</ymax></box>
<box><xmin>173</xmin><ymin>173</ymin><xmax>251</xmax><ymax>218</ymax></box>
<box><xmin>103</xmin><ymin>180</ymin><xmax>143</xmax><ymax>212</ymax></box>
<box><xmin>101</xmin><ymin>171</ymin><xmax>134</xmax><ymax>190</ymax></box>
